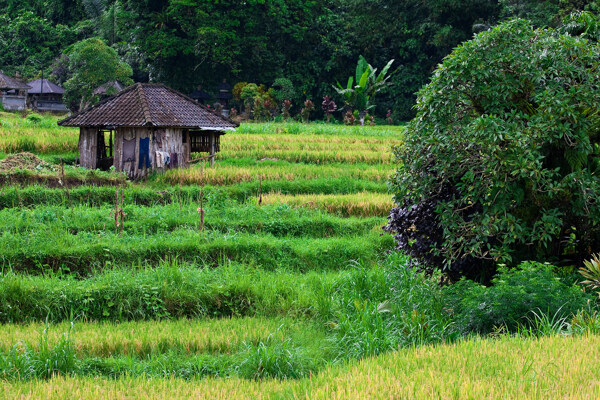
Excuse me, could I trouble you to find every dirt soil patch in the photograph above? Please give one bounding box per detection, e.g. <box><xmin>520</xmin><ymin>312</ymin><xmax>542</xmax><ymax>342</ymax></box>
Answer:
<box><xmin>0</xmin><ymin>152</ymin><xmax>51</xmax><ymax>172</ymax></box>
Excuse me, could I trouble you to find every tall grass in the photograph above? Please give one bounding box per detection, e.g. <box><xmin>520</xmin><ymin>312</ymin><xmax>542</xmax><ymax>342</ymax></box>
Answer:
<box><xmin>330</xmin><ymin>254</ymin><xmax>452</xmax><ymax>360</ymax></box>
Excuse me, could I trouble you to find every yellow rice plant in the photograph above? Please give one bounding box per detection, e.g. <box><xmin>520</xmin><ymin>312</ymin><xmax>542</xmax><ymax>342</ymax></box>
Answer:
<box><xmin>222</xmin><ymin>134</ymin><xmax>401</xmax><ymax>152</ymax></box>
<box><xmin>3</xmin><ymin>335</ymin><xmax>600</xmax><ymax>399</ymax></box>
<box><xmin>259</xmin><ymin>192</ymin><xmax>393</xmax><ymax>217</ymax></box>
<box><xmin>0</xmin><ymin>113</ymin><xmax>78</xmax><ymax>153</ymax></box>
<box><xmin>217</xmin><ymin>149</ymin><xmax>393</xmax><ymax>164</ymax></box>
<box><xmin>0</xmin><ymin>317</ymin><xmax>293</xmax><ymax>357</ymax></box>
<box><xmin>160</xmin><ymin>163</ymin><xmax>395</xmax><ymax>185</ymax></box>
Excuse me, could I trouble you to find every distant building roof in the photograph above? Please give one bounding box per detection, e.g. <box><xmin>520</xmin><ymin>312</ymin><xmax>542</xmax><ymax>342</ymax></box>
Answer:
<box><xmin>216</xmin><ymin>80</ymin><xmax>233</xmax><ymax>100</ymax></box>
<box><xmin>27</xmin><ymin>79</ymin><xmax>64</xmax><ymax>95</ymax></box>
<box><xmin>92</xmin><ymin>80</ymin><xmax>125</xmax><ymax>96</ymax></box>
<box><xmin>189</xmin><ymin>89</ymin><xmax>211</xmax><ymax>101</ymax></box>
<box><xmin>58</xmin><ymin>83</ymin><xmax>239</xmax><ymax>130</ymax></box>
<box><xmin>0</xmin><ymin>72</ymin><xmax>31</xmax><ymax>90</ymax></box>
<box><xmin>217</xmin><ymin>80</ymin><xmax>232</xmax><ymax>90</ymax></box>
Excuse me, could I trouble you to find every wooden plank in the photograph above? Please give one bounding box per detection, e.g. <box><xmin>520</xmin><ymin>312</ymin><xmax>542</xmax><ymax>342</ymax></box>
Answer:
<box><xmin>114</xmin><ymin>129</ymin><xmax>123</xmax><ymax>172</ymax></box>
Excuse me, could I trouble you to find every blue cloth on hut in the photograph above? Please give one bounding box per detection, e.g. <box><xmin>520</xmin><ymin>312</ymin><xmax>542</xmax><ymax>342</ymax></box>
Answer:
<box><xmin>138</xmin><ymin>137</ymin><xmax>151</xmax><ymax>169</ymax></box>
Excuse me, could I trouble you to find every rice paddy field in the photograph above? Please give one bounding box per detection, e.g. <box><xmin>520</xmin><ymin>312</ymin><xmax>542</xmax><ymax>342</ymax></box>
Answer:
<box><xmin>1</xmin><ymin>112</ymin><xmax>597</xmax><ymax>399</ymax></box>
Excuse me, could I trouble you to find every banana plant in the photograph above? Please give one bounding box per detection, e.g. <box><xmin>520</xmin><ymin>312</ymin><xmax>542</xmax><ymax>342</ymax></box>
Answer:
<box><xmin>334</xmin><ymin>55</ymin><xmax>395</xmax><ymax>112</ymax></box>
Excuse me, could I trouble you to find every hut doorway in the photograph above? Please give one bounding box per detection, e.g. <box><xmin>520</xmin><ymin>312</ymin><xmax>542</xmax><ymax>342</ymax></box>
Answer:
<box><xmin>96</xmin><ymin>129</ymin><xmax>115</xmax><ymax>170</ymax></box>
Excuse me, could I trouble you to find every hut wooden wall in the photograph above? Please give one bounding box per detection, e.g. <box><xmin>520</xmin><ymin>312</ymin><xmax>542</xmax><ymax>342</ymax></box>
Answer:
<box><xmin>78</xmin><ymin>127</ymin><xmax>97</xmax><ymax>169</ymax></box>
<box><xmin>114</xmin><ymin>127</ymin><xmax>187</xmax><ymax>179</ymax></box>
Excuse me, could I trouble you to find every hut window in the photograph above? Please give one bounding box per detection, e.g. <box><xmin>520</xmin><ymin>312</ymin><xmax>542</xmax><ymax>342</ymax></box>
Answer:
<box><xmin>189</xmin><ymin>131</ymin><xmax>221</xmax><ymax>153</ymax></box>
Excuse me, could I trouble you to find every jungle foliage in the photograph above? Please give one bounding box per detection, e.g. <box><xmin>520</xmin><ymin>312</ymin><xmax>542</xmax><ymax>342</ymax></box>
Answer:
<box><xmin>1</xmin><ymin>0</ymin><xmax>597</xmax><ymax>118</ymax></box>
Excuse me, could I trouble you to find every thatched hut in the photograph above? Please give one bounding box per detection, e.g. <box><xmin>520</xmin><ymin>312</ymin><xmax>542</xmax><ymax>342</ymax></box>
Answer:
<box><xmin>58</xmin><ymin>83</ymin><xmax>238</xmax><ymax>178</ymax></box>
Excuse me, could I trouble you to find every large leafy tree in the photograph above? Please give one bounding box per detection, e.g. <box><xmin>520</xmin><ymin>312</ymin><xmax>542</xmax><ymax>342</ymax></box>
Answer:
<box><xmin>386</xmin><ymin>19</ymin><xmax>600</xmax><ymax>279</ymax></box>
<box><xmin>62</xmin><ymin>37</ymin><xmax>133</xmax><ymax>110</ymax></box>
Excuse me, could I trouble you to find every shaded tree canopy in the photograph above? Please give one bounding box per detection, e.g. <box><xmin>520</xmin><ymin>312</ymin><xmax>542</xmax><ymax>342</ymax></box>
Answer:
<box><xmin>1</xmin><ymin>0</ymin><xmax>597</xmax><ymax>119</ymax></box>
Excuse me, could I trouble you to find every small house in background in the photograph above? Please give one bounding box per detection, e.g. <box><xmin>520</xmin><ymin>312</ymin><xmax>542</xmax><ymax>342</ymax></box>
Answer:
<box><xmin>0</xmin><ymin>72</ymin><xmax>30</xmax><ymax>111</ymax></box>
<box><xmin>93</xmin><ymin>81</ymin><xmax>125</xmax><ymax>101</ymax></box>
<box><xmin>58</xmin><ymin>83</ymin><xmax>238</xmax><ymax>178</ymax></box>
<box><xmin>27</xmin><ymin>79</ymin><xmax>68</xmax><ymax>112</ymax></box>
<box><xmin>216</xmin><ymin>79</ymin><xmax>233</xmax><ymax>116</ymax></box>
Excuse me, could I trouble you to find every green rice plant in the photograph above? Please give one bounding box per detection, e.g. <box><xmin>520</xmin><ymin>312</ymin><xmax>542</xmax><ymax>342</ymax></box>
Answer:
<box><xmin>0</xmin><ymin>113</ymin><xmax>402</xmax><ymax>155</ymax></box>
<box><xmin>0</xmin><ymin>203</ymin><xmax>384</xmax><ymax>238</ymax></box>
<box><xmin>0</xmin><ymin>261</ymin><xmax>364</xmax><ymax>323</ymax></box>
<box><xmin>0</xmin><ymin>228</ymin><xmax>393</xmax><ymax>275</ymax></box>
<box><xmin>258</xmin><ymin>192</ymin><xmax>393</xmax><ymax>217</ymax></box>
<box><xmin>0</xmin><ymin>320</ymin><xmax>327</xmax><ymax>381</ymax></box>
<box><xmin>157</xmin><ymin>162</ymin><xmax>394</xmax><ymax>186</ymax></box>
<box><xmin>0</xmin><ymin>113</ymin><xmax>78</xmax><ymax>154</ymax></box>
<box><xmin>0</xmin><ymin>179</ymin><xmax>388</xmax><ymax>209</ymax></box>
<box><xmin>237</xmin><ymin>121</ymin><xmax>405</xmax><ymax>138</ymax></box>
<box><xmin>216</xmin><ymin>148</ymin><xmax>392</xmax><ymax>164</ymax></box>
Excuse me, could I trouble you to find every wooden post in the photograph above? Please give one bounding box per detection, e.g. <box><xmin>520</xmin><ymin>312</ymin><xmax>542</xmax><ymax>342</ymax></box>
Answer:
<box><xmin>109</xmin><ymin>130</ymin><xmax>113</xmax><ymax>158</ymax></box>
<box><xmin>209</xmin><ymin>133</ymin><xmax>215</xmax><ymax>168</ymax></box>
<box><xmin>114</xmin><ymin>190</ymin><xmax>119</xmax><ymax>234</ymax></box>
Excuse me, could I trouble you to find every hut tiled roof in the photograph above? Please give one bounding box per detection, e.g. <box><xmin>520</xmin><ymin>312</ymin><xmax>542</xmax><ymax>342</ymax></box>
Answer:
<box><xmin>58</xmin><ymin>83</ymin><xmax>239</xmax><ymax>130</ymax></box>
<box><xmin>0</xmin><ymin>72</ymin><xmax>31</xmax><ymax>90</ymax></box>
<box><xmin>27</xmin><ymin>79</ymin><xmax>65</xmax><ymax>95</ymax></box>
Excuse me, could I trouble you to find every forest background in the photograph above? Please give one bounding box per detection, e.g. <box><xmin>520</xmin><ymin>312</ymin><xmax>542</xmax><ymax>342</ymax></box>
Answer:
<box><xmin>1</xmin><ymin>0</ymin><xmax>598</xmax><ymax>120</ymax></box>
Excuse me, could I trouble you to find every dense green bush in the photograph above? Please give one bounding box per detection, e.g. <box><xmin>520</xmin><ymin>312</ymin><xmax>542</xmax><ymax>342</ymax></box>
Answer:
<box><xmin>387</xmin><ymin>19</ymin><xmax>600</xmax><ymax>278</ymax></box>
<box><xmin>443</xmin><ymin>261</ymin><xmax>593</xmax><ymax>334</ymax></box>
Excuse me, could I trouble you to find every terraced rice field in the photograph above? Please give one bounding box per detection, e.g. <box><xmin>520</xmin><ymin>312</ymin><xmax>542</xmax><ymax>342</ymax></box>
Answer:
<box><xmin>0</xmin><ymin>114</ymin><xmax>401</xmax><ymax>392</ymax></box>
<box><xmin>2</xmin><ymin>113</ymin><xmax>594</xmax><ymax>399</ymax></box>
